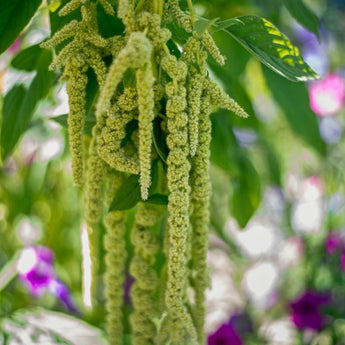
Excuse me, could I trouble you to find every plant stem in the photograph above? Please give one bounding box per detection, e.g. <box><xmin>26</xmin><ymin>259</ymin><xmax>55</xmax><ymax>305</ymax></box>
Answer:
<box><xmin>187</xmin><ymin>0</ymin><xmax>195</xmax><ymax>26</ymax></box>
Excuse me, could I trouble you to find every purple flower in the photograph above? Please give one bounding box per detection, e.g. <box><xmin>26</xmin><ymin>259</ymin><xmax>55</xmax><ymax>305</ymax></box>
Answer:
<box><xmin>229</xmin><ymin>312</ymin><xmax>253</xmax><ymax>335</ymax></box>
<box><xmin>289</xmin><ymin>291</ymin><xmax>330</xmax><ymax>331</ymax></box>
<box><xmin>208</xmin><ymin>322</ymin><xmax>242</xmax><ymax>345</ymax></box>
<box><xmin>17</xmin><ymin>245</ymin><xmax>78</xmax><ymax>313</ymax></box>
<box><xmin>17</xmin><ymin>246</ymin><xmax>55</xmax><ymax>297</ymax></box>
<box><xmin>49</xmin><ymin>280</ymin><xmax>77</xmax><ymax>313</ymax></box>
<box><xmin>325</xmin><ymin>232</ymin><xmax>343</xmax><ymax>254</ymax></box>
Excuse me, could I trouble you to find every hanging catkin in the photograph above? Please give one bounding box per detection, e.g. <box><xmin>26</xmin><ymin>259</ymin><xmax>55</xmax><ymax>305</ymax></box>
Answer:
<box><xmin>190</xmin><ymin>95</ymin><xmax>213</xmax><ymax>345</ymax></box>
<box><xmin>104</xmin><ymin>172</ymin><xmax>127</xmax><ymax>345</ymax></box>
<box><xmin>160</xmin><ymin>54</ymin><xmax>197</xmax><ymax>345</ymax></box>
<box><xmin>129</xmin><ymin>204</ymin><xmax>161</xmax><ymax>345</ymax></box>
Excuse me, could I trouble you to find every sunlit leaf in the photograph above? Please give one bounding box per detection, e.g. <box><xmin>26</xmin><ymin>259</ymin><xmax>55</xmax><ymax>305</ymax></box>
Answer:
<box><xmin>282</xmin><ymin>0</ymin><xmax>320</xmax><ymax>38</ymax></box>
<box><xmin>216</xmin><ymin>15</ymin><xmax>319</xmax><ymax>81</ymax></box>
<box><xmin>0</xmin><ymin>0</ymin><xmax>42</xmax><ymax>54</ymax></box>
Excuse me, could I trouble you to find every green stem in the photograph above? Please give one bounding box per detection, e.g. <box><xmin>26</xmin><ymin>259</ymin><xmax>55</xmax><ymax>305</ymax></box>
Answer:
<box><xmin>135</xmin><ymin>0</ymin><xmax>146</xmax><ymax>13</ymax></box>
<box><xmin>187</xmin><ymin>0</ymin><xmax>195</xmax><ymax>26</ymax></box>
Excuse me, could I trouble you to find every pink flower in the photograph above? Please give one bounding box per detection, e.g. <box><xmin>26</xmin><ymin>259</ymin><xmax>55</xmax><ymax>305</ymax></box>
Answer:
<box><xmin>8</xmin><ymin>39</ymin><xmax>21</xmax><ymax>54</ymax></box>
<box><xmin>309</xmin><ymin>73</ymin><xmax>345</xmax><ymax>116</ymax></box>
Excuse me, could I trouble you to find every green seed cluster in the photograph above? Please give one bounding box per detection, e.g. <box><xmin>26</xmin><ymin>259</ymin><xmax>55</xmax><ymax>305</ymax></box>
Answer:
<box><xmin>42</xmin><ymin>1</ymin><xmax>249</xmax><ymax>344</ymax></box>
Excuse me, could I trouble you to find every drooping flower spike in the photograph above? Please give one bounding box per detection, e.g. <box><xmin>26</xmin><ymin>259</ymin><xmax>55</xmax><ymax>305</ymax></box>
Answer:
<box><xmin>41</xmin><ymin>1</ymin><xmax>249</xmax><ymax>344</ymax></box>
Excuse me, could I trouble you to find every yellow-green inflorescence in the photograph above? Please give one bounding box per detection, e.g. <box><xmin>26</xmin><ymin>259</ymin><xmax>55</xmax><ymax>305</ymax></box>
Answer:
<box><xmin>42</xmin><ymin>0</ymin><xmax>249</xmax><ymax>344</ymax></box>
<box><xmin>130</xmin><ymin>204</ymin><xmax>162</xmax><ymax>345</ymax></box>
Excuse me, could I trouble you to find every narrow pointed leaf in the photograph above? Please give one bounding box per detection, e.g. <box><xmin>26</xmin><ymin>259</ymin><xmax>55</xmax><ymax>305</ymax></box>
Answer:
<box><xmin>0</xmin><ymin>0</ymin><xmax>42</xmax><ymax>54</ymax></box>
<box><xmin>1</xmin><ymin>48</ymin><xmax>54</xmax><ymax>159</ymax></box>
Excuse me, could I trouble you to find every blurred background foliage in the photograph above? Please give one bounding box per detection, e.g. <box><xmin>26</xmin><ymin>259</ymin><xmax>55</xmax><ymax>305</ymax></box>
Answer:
<box><xmin>0</xmin><ymin>0</ymin><xmax>345</xmax><ymax>344</ymax></box>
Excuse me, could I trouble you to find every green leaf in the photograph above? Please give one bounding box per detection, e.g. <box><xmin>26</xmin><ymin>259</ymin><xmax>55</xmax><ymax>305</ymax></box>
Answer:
<box><xmin>230</xmin><ymin>156</ymin><xmax>261</xmax><ymax>228</ymax></box>
<box><xmin>167</xmin><ymin>21</ymin><xmax>189</xmax><ymax>46</ymax></box>
<box><xmin>11</xmin><ymin>45</ymin><xmax>43</xmax><ymax>71</ymax></box>
<box><xmin>210</xmin><ymin>111</ymin><xmax>241</xmax><ymax>176</ymax></box>
<box><xmin>109</xmin><ymin>175</ymin><xmax>141</xmax><ymax>211</ymax></box>
<box><xmin>0</xmin><ymin>0</ymin><xmax>42</xmax><ymax>54</ymax></box>
<box><xmin>262</xmin><ymin>65</ymin><xmax>326</xmax><ymax>155</ymax></box>
<box><xmin>211</xmin><ymin>113</ymin><xmax>261</xmax><ymax>227</ymax></box>
<box><xmin>261</xmin><ymin>140</ymin><xmax>282</xmax><ymax>186</ymax></box>
<box><xmin>209</xmin><ymin>30</ymin><xmax>251</xmax><ymax>81</ymax></box>
<box><xmin>96</xmin><ymin>2</ymin><xmax>124</xmax><ymax>39</ymax></box>
<box><xmin>282</xmin><ymin>0</ymin><xmax>320</xmax><ymax>38</ymax></box>
<box><xmin>218</xmin><ymin>15</ymin><xmax>319</xmax><ymax>81</ymax></box>
<box><xmin>195</xmin><ymin>17</ymin><xmax>219</xmax><ymax>36</ymax></box>
<box><xmin>1</xmin><ymin>47</ymin><xmax>54</xmax><ymax>159</ymax></box>
<box><xmin>146</xmin><ymin>194</ymin><xmax>168</xmax><ymax>205</ymax></box>
<box><xmin>50</xmin><ymin>114</ymin><xmax>96</xmax><ymax>135</ymax></box>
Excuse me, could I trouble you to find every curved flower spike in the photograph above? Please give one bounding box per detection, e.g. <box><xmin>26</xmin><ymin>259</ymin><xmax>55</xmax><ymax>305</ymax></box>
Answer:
<box><xmin>168</xmin><ymin>0</ymin><xmax>192</xmax><ymax>33</ymax></box>
<box><xmin>206</xmin><ymin>80</ymin><xmax>249</xmax><ymax>118</ymax></box>
<box><xmin>40</xmin><ymin>20</ymin><xmax>80</xmax><ymax>49</ymax></box>
<box><xmin>136</xmin><ymin>62</ymin><xmax>155</xmax><ymax>200</ymax></box>
<box><xmin>59</xmin><ymin>0</ymin><xmax>87</xmax><ymax>16</ymax></box>
<box><xmin>202</xmin><ymin>30</ymin><xmax>225</xmax><ymax>66</ymax></box>
<box><xmin>98</xmin><ymin>0</ymin><xmax>115</xmax><ymax>16</ymax></box>
<box><xmin>96</xmin><ymin>32</ymin><xmax>152</xmax><ymax>116</ymax></box>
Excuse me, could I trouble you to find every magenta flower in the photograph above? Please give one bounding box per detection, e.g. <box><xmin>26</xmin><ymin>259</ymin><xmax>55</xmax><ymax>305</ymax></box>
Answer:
<box><xmin>325</xmin><ymin>232</ymin><xmax>343</xmax><ymax>254</ymax></box>
<box><xmin>17</xmin><ymin>246</ymin><xmax>55</xmax><ymax>297</ymax></box>
<box><xmin>289</xmin><ymin>291</ymin><xmax>330</xmax><ymax>331</ymax></box>
<box><xmin>309</xmin><ymin>73</ymin><xmax>345</xmax><ymax>116</ymax></box>
<box><xmin>208</xmin><ymin>322</ymin><xmax>242</xmax><ymax>345</ymax></box>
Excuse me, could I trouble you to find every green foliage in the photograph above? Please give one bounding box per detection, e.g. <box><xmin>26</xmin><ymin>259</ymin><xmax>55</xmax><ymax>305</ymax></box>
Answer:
<box><xmin>282</xmin><ymin>0</ymin><xmax>320</xmax><ymax>38</ymax></box>
<box><xmin>0</xmin><ymin>0</ymin><xmax>42</xmax><ymax>54</ymax></box>
<box><xmin>109</xmin><ymin>175</ymin><xmax>141</xmax><ymax>211</ymax></box>
<box><xmin>1</xmin><ymin>45</ymin><xmax>54</xmax><ymax>160</ymax></box>
<box><xmin>217</xmin><ymin>15</ymin><xmax>319</xmax><ymax>82</ymax></box>
<box><xmin>109</xmin><ymin>174</ymin><xmax>168</xmax><ymax>211</ymax></box>
<box><xmin>211</xmin><ymin>113</ymin><xmax>261</xmax><ymax>228</ymax></box>
<box><xmin>262</xmin><ymin>65</ymin><xmax>326</xmax><ymax>155</ymax></box>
